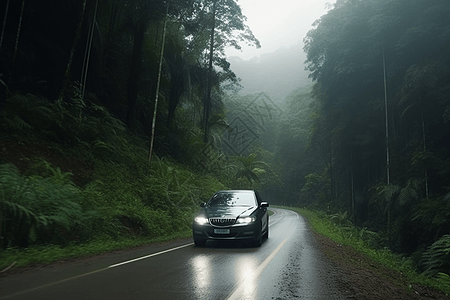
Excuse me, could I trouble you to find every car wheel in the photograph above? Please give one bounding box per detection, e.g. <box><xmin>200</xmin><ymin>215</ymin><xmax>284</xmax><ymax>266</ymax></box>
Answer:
<box><xmin>253</xmin><ymin>224</ymin><xmax>262</xmax><ymax>247</ymax></box>
<box><xmin>194</xmin><ymin>239</ymin><xmax>206</xmax><ymax>247</ymax></box>
<box><xmin>263</xmin><ymin>223</ymin><xmax>269</xmax><ymax>239</ymax></box>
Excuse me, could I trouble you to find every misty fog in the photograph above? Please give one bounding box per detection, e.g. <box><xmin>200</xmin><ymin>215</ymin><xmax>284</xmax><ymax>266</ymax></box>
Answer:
<box><xmin>228</xmin><ymin>44</ymin><xmax>311</xmax><ymax>103</ymax></box>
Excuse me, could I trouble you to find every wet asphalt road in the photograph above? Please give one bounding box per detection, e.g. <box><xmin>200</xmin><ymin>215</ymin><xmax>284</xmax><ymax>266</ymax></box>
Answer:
<box><xmin>0</xmin><ymin>208</ymin><xmax>351</xmax><ymax>300</ymax></box>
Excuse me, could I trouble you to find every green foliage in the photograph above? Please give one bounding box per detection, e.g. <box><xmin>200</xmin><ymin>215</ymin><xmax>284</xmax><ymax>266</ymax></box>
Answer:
<box><xmin>301</xmin><ymin>167</ymin><xmax>330</xmax><ymax>206</ymax></box>
<box><xmin>27</xmin><ymin>159</ymin><xmax>74</xmax><ymax>184</ymax></box>
<box><xmin>413</xmin><ymin>193</ymin><xmax>450</xmax><ymax>234</ymax></box>
<box><xmin>229</xmin><ymin>153</ymin><xmax>267</xmax><ymax>187</ymax></box>
<box><xmin>325</xmin><ymin>210</ymin><xmax>381</xmax><ymax>249</ymax></box>
<box><xmin>0</xmin><ymin>94</ymin><xmax>53</xmax><ymax>137</ymax></box>
<box><xmin>146</xmin><ymin>156</ymin><xmax>226</xmax><ymax>208</ymax></box>
<box><xmin>330</xmin><ymin>211</ymin><xmax>353</xmax><ymax>228</ymax></box>
<box><xmin>77</xmin><ymin>152</ymin><xmax>226</xmax><ymax>241</ymax></box>
<box><xmin>0</xmin><ymin>163</ymin><xmax>92</xmax><ymax>248</ymax></box>
<box><xmin>0</xmin><ymin>124</ymin><xmax>227</xmax><ymax>268</ymax></box>
<box><xmin>295</xmin><ymin>208</ymin><xmax>381</xmax><ymax>252</ymax></box>
<box><xmin>0</xmin><ymin>92</ymin><xmax>128</xmax><ymax>154</ymax></box>
<box><xmin>298</xmin><ymin>0</ymin><xmax>450</xmax><ymax>260</ymax></box>
<box><xmin>371</xmin><ymin>183</ymin><xmax>401</xmax><ymax>215</ymax></box>
<box><xmin>421</xmin><ymin>235</ymin><xmax>450</xmax><ymax>277</ymax></box>
<box><xmin>436</xmin><ymin>272</ymin><xmax>450</xmax><ymax>288</ymax></box>
<box><xmin>294</xmin><ymin>206</ymin><xmax>450</xmax><ymax>295</ymax></box>
<box><xmin>145</xmin><ymin>156</ymin><xmax>200</xmax><ymax>210</ymax></box>
<box><xmin>52</xmin><ymin>96</ymin><xmax>128</xmax><ymax>148</ymax></box>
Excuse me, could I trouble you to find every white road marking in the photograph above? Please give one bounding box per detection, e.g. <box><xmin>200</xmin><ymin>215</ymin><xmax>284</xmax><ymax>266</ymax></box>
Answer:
<box><xmin>0</xmin><ymin>242</ymin><xmax>194</xmax><ymax>299</ymax></box>
<box><xmin>108</xmin><ymin>243</ymin><xmax>193</xmax><ymax>268</ymax></box>
<box><xmin>268</xmin><ymin>209</ymin><xmax>282</xmax><ymax>227</ymax></box>
<box><xmin>225</xmin><ymin>238</ymin><xmax>288</xmax><ymax>300</ymax></box>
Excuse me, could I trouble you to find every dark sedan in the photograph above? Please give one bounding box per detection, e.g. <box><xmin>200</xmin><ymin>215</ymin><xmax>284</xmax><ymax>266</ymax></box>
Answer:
<box><xmin>192</xmin><ymin>190</ymin><xmax>269</xmax><ymax>247</ymax></box>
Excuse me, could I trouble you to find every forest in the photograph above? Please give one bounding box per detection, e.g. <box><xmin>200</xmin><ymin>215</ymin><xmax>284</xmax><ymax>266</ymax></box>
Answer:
<box><xmin>1</xmin><ymin>0</ymin><xmax>450</xmax><ymax>281</ymax></box>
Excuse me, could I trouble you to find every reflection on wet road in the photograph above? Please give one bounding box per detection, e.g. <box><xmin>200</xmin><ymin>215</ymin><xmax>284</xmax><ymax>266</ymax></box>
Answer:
<box><xmin>0</xmin><ymin>208</ymin><xmax>351</xmax><ymax>300</ymax></box>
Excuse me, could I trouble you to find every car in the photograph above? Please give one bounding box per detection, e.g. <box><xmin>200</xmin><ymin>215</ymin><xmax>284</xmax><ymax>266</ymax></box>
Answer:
<box><xmin>192</xmin><ymin>190</ymin><xmax>269</xmax><ymax>247</ymax></box>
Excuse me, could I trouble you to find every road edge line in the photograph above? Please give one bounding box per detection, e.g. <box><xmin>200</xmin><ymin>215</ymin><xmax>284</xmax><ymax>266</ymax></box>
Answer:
<box><xmin>225</xmin><ymin>238</ymin><xmax>288</xmax><ymax>300</ymax></box>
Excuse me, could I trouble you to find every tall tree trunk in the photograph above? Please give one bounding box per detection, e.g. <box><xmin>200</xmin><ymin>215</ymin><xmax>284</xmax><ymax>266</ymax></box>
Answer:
<box><xmin>81</xmin><ymin>0</ymin><xmax>99</xmax><ymax>102</ymax></box>
<box><xmin>126</xmin><ymin>20</ymin><xmax>147</xmax><ymax>129</ymax></box>
<box><xmin>59</xmin><ymin>0</ymin><xmax>87</xmax><ymax>101</ymax></box>
<box><xmin>148</xmin><ymin>4</ymin><xmax>169</xmax><ymax>169</ymax></box>
<box><xmin>203</xmin><ymin>0</ymin><xmax>217</xmax><ymax>143</ymax></box>
<box><xmin>351</xmin><ymin>147</ymin><xmax>355</xmax><ymax>224</ymax></box>
<box><xmin>421</xmin><ymin>106</ymin><xmax>429</xmax><ymax>199</ymax></box>
<box><xmin>0</xmin><ymin>0</ymin><xmax>10</xmax><ymax>55</ymax></box>
<box><xmin>104</xmin><ymin>0</ymin><xmax>117</xmax><ymax>59</ymax></box>
<box><xmin>383</xmin><ymin>39</ymin><xmax>390</xmax><ymax>186</ymax></box>
<box><xmin>387</xmin><ymin>204</ymin><xmax>391</xmax><ymax>249</ymax></box>
<box><xmin>0</xmin><ymin>210</ymin><xmax>3</xmax><ymax>249</ymax></box>
<box><xmin>329</xmin><ymin>137</ymin><xmax>334</xmax><ymax>203</ymax></box>
<box><xmin>7</xmin><ymin>0</ymin><xmax>25</xmax><ymax>86</ymax></box>
<box><xmin>383</xmin><ymin>36</ymin><xmax>392</xmax><ymax>249</ymax></box>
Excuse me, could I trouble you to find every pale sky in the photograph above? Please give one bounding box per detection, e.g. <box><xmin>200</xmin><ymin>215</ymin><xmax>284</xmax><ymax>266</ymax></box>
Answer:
<box><xmin>226</xmin><ymin>0</ymin><xmax>336</xmax><ymax>60</ymax></box>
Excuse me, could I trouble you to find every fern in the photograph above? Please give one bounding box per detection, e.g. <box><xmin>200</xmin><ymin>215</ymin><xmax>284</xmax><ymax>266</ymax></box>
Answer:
<box><xmin>421</xmin><ymin>235</ymin><xmax>450</xmax><ymax>277</ymax></box>
<box><xmin>436</xmin><ymin>272</ymin><xmax>450</xmax><ymax>287</ymax></box>
<box><xmin>377</xmin><ymin>184</ymin><xmax>401</xmax><ymax>206</ymax></box>
<box><xmin>330</xmin><ymin>211</ymin><xmax>353</xmax><ymax>227</ymax></box>
<box><xmin>49</xmin><ymin>167</ymin><xmax>74</xmax><ymax>185</ymax></box>
<box><xmin>0</xmin><ymin>163</ymin><xmax>90</xmax><ymax>248</ymax></box>
<box><xmin>93</xmin><ymin>140</ymin><xmax>117</xmax><ymax>154</ymax></box>
<box><xmin>1</xmin><ymin>91</ymin><xmax>128</xmax><ymax>154</ymax></box>
<box><xmin>0</xmin><ymin>93</ymin><xmax>54</xmax><ymax>137</ymax></box>
<box><xmin>397</xmin><ymin>178</ymin><xmax>421</xmax><ymax>206</ymax></box>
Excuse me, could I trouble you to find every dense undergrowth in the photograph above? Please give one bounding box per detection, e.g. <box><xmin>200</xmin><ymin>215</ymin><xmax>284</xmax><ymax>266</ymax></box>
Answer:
<box><xmin>0</xmin><ymin>153</ymin><xmax>225</xmax><ymax>270</ymax></box>
<box><xmin>0</xmin><ymin>92</ymin><xmax>227</xmax><ymax>270</ymax></box>
<box><xmin>289</xmin><ymin>207</ymin><xmax>450</xmax><ymax>296</ymax></box>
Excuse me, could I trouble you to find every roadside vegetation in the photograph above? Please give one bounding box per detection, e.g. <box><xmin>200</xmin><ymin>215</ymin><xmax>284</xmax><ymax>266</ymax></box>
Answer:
<box><xmin>289</xmin><ymin>207</ymin><xmax>450</xmax><ymax>296</ymax></box>
<box><xmin>0</xmin><ymin>129</ymin><xmax>225</xmax><ymax>270</ymax></box>
<box><xmin>0</xmin><ymin>93</ymin><xmax>225</xmax><ymax>271</ymax></box>
<box><xmin>0</xmin><ymin>92</ymin><xmax>273</xmax><ymax>271</ymax></box>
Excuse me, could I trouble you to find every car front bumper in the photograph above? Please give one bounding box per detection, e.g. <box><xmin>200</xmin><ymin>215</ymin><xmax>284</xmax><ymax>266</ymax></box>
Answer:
<box><xmin>193</xmin><ymin>222</ymin><xmax>259</xmax><ymax>241</ymax></box>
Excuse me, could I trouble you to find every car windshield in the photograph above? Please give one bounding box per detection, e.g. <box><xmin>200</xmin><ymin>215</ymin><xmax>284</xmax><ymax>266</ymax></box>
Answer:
<box><xmin>208</xmin><ymin>192</ymin><xmax>257</xmax><ymax>207</ymax></box>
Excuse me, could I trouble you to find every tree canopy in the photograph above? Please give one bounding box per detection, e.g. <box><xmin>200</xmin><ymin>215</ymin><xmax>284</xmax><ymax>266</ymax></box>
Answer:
<box><xmin>0</xmin><ymin>0</ymin><xmax>259</xmax><ymax>157</ymax></box>
<box><xmin>298</xmin><ymin>0</ymin><xmax>450</xmax><ymax>253</ymax></box>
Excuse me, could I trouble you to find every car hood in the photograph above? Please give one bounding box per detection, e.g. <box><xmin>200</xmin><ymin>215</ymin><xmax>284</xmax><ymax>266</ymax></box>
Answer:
<box><xmin>204</xmin><ymin>206</ymin><xmax>256</xmax><ymax>218</ymax></box>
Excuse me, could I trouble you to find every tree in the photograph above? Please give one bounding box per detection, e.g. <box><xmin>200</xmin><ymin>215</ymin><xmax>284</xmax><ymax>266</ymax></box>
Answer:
<box><xmin>230</xmin><ymin>153</ymin><xmax>268</xmax><ymax>188</ymax></box>
<box><xmin>302</xmin><ymin>0</ymin><xmax>450</xmax><ymax>252</ymax></box>
<box><xmin>186</xmin><ymin>0</ymin><xmax>259</xmax><ymax>142</ymax></box>
<box><xmin>59</xmin><ymin>0</ymin><xmax>87</xmax><ymax>102</ymax></box>
<box><xmin>399</xmin><ymin>61</ymin><xmax>450</xmax><ymax>198</ymax></box>
<box><xmin>125</xmin><ymin>0</ymin><xmax>165</xmax><ymax>128</ymax></box>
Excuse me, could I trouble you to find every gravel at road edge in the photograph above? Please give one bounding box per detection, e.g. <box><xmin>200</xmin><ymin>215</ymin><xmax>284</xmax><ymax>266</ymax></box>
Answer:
<box><xmin>314</xmin><ymin>232</ymin><xmax>450</xmax><ymax>300</ymax></box>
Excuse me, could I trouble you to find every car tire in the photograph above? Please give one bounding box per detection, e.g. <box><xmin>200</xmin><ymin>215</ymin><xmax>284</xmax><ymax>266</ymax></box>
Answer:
<box><xmin>253</xmin><ymin>224</ymin><xmax>262</xmax><ymax>247</ymax></box>
<box><xmin>194</xmin><ymin>239</ymin><xmax>206</xmax><ymax>247</ymax></box>
<box><xmin>263</xmin><ymin>223</ymin><xmax>269</xmax><ymax>239</ymax></box>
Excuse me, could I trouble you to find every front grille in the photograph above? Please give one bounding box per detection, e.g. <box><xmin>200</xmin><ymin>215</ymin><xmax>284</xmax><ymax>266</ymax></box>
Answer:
<box><xmin>209</xmin><ymin>218</ymin><xmax>236</xmax><ymax>226</ymax></box>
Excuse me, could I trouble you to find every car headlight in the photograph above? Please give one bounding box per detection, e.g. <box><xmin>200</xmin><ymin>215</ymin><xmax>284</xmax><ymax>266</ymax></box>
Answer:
<box><xmin>236</xmin><ymin>216</ymin><xmax>256</xmax><ymax>224</ymax></box>
<box><xmin>194</xmin><ymin>217</ymin><xmax>209</xmax><ymax>225</ymax></box>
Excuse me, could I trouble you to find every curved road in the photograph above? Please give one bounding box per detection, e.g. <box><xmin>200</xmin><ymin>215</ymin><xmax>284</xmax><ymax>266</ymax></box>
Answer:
<box><xmin>0</xmin><ymin>208</ymin><xmax>352</xmax><ymax>299</ymax></box>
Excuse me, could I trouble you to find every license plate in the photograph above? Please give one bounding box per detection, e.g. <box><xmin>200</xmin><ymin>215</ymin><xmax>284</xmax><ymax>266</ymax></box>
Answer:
<box><xmin>214</xmin><ymin>229</ymin><xmax>230</xmax><ymax>234</ymax></box>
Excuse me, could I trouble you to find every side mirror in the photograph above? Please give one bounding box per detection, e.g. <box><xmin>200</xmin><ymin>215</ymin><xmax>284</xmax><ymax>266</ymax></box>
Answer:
<box><xmin>200</xmin><ymin>202</ymin><xmax>207</xmax><ymax>207</ymax></box>
<box><xmin>261</xmin><ymin>202</ymin><xmax>269</xmax><ymax>208</ymax></box>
